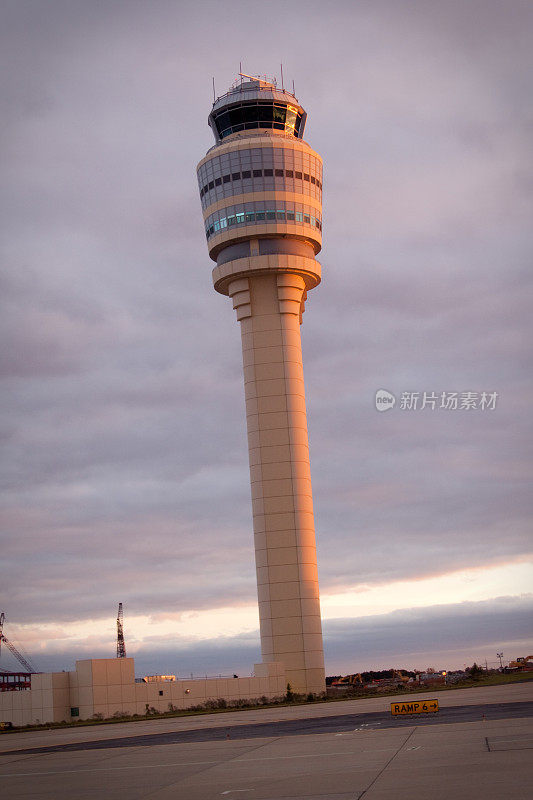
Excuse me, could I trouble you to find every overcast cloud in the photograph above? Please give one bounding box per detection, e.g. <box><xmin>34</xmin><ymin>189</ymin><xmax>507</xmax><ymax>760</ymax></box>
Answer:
<box><xmin>1</xmin><ymin>0</ymin><xmax>532</xmax><ymax>675</ymax></box>
<box><xmin>5</xmin><ymin>595</ymin><xmax>531</xmax><ymax>678</ymax></box>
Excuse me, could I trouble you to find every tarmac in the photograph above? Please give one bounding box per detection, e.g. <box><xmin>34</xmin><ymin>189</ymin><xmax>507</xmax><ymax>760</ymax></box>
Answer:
<box><xmin>0</xmin><ymin>682</ymin><xmax>531</xmax><ymax>799</ymax></box>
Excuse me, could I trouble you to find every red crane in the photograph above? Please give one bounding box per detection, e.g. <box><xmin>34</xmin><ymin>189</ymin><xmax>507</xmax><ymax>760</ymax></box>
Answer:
<box><xmin>0</xmin><ymin>612</ymin><xmax>37</xmax><ymax>674</ymax></box>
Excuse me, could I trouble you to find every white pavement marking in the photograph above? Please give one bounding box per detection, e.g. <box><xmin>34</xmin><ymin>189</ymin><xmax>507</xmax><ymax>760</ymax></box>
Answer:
<box><xmin>221</xmin><ymin>791</ymin><xmax>255</xmax><ymax>795</ymax></box>
<box><xmin>490</xmin><ymin>738</ymin><xmax>533</xmax><ymax>743</ymax></box>
<box><xmin>0</xmin><ymin>760</ymin><xmax>219</xmax><ymax>778</ymax></box>
<box><xmin>0</xmin><ymin>751</ymin><xmax>371</xmax><ymax>779</ymax></box>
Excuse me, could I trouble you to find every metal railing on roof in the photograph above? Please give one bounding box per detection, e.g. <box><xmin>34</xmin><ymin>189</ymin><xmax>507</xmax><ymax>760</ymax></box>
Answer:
<box><xmin>212</xmin><ymin>83</ymin><xmax>298</xmax><ymax>108</ymax></box>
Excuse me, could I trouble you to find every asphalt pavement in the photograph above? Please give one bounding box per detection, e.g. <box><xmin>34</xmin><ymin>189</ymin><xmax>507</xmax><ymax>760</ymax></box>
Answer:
<box><xmin>2</xmin><ymin>700</ymin><xmax>532</xmax><ymax>754</ymax></box>
<box><xmin>0</xmin><ymin>682</ymin><xmax>531</xmax><ymax>799</ymax></box>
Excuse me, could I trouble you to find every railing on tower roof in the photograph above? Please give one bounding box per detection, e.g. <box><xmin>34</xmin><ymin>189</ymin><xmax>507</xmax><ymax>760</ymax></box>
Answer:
<box><xmin>213</xmin><ymin>72</ymin><xmax>298</xmax><ymax>107</ymax></box>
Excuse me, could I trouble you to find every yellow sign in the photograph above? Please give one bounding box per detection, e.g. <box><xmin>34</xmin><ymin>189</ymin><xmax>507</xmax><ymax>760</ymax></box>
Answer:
<box><xmin>391</xmin><ymin>699</ymin><xmax>439</xmax><ymax>715</ymax></box>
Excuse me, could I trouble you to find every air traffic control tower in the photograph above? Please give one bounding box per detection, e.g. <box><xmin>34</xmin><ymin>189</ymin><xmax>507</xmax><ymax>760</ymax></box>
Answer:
<box><xmin>196</xmin><ymin>74</ymin><xmax>325</xmax><ymax>695</ymax></box>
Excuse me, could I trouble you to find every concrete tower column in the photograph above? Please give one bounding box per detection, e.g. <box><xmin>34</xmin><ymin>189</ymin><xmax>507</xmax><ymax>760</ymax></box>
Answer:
<box><xmin>197</xmin><ymin>75</ymin><xmax>326</xmax><ymax>695</ymax></box>
<box><xmin>228</xmin><ymin>272</ymin><xmax>324</xmax><ymax>694</ymax></box>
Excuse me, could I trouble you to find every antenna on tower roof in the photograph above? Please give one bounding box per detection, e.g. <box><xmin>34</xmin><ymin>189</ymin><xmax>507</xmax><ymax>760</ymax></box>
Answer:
<box><xmin>280</xmin><ymin>63</ymin><xmax>284</xmax><ymax>91</ymax></box>
<box><xmin>212</xmin><ymin>76</ymin><xmax>216</xmax><ymax>103</ymax></box>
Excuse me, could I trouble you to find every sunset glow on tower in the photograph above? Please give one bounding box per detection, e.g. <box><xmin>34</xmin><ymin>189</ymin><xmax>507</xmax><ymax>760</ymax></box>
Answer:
<box><xmin>197</xmin><ymin>74</ymin><xmax>325</xmax><ymax>694</ymax></box>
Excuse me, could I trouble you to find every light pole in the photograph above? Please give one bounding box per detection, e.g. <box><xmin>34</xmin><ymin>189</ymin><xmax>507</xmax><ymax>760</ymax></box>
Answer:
<box><xmin>497</xmin><ymin>652</ymin><xmax>504</xmax><ymax>670</ymax></box>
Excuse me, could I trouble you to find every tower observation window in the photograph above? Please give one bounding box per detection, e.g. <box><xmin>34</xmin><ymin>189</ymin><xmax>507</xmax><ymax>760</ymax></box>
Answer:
<box><xmin>204</xmin><ymin>201</ymin><xmax>322</xmax><ymax>240</ymax></box>
<box><xmin>213</xmin><ymin>102</ymin><xmax>303</xmax><ymax>139</ymax></box>
<box><xmin>199</xmin><ymin>166</ymin><xmax>323</xmax><ymax>208</ymax></box>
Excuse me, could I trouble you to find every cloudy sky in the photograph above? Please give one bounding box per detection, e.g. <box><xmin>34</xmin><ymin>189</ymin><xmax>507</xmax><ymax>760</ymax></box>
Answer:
<box><xmin>1</xmin><ymin>0</ymin><xmax>532</xmax><ymax>679</ymax></box>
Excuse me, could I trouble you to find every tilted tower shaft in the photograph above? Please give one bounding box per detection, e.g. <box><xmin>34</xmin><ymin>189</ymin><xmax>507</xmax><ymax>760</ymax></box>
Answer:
<box><xmin>197</xmin><ymin>75</ymin><xmax>325</xmax><ymax>695</ymax></box>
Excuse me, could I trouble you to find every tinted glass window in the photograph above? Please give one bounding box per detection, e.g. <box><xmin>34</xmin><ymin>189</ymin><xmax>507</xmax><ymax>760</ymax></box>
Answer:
<box><xmin>257</xmin><ymin>104</ymin><xmax>273</xmax><ymax>122</ymax></box>
<box><xmin>215</xmin><ymin>112</ymin><xmax>230</xmax><ymax>133</ymax></box>
<box><xmin>204</xmin><ymin>201</ymin><xmax>321</xmax><ymax>240</ymax></box>
<box><xmin>228</xmin><ymin>107</ymin><xmax>244</xmax><ymax>126</ymax></box>
<box><xmin>214</xmin><ymin>102</ymin><xmax>302</xmax><ymax>139</ymax></box>
<box><xmin>273</xmin><ymin>105</ymin><xmax>286</xmax><ymax>124</ymax></box>
<box><xmin>285</xmin><ymin>107</ymin><xmax>297</xmax><ymax>135</ymax></box>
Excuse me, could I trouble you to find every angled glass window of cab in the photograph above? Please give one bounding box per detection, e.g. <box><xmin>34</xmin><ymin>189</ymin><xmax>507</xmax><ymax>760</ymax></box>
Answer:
<box><xmin>213</xmin><ymin>101</ymin><xmax>304</xmax><ymax>139</ymax></box>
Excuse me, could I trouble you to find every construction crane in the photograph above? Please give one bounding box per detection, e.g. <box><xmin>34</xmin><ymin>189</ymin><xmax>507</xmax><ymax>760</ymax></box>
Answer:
<box><xmin>392</xmin><ymin>668</ymin><xmax>410</xmax><ymax>685</ymax></box>
<box><xmin>0</xmin><ymin>612</ymin><xmax>37</xmax><ymax>673</ymax></box>
<box><xmin>509</xmin><ymin>655</ymin><xmax>533</xmax><ymax>671</ymax></box>
<box><xmin>331</xmin><ymin>673</ymin><xmax>364</xmax><ymax>687</ymax></box>
<box><xmin>116</xmin><ymin>603</ymin><xmax>126</xmax><ymax>658</ymax></box>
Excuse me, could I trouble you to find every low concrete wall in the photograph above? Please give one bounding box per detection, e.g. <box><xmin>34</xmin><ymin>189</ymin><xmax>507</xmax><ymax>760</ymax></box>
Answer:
<box><xmin>0</xmin><ymin>658</ymin><xmax>287</xmax><ymax>726</ymax></box>
<box><xmin>0</xmin><ymin>671</ymin><xmax>70</xmax><ymax>727</ymax></box>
